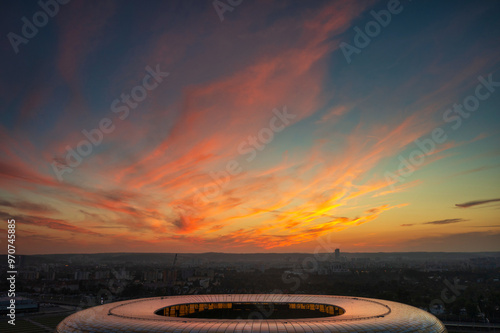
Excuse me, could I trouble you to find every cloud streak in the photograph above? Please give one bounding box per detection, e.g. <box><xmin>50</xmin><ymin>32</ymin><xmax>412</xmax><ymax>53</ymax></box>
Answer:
<box><xmin>456</xmin><ymin>198</ymin><xmax>500</xmax><ymax>208</ymax></box>
<box><xmin>0</xmin><ymin>199</ymin><xmax>58</xmax><ymax>214</ymax></box>
<box><xmin>401</xmin><ymin>218</ymin><xmax>468</xmax><ymax>227</ymax></box>
<box><xmin>424</xmin><ymin>218</ymin><xmax>467</xmax><ymax>225</ymax></box>
<box><xmin>0</xmin><ymin>210</ymin><xmax>100</xmax><ymax>236</ymax></box>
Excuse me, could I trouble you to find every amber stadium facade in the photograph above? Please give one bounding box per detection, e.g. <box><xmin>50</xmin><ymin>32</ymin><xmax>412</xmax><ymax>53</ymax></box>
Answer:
<box><xmin>56</xmin><ymin>294</ymin><xmax>447</xmax><ymax>332</ymax></box>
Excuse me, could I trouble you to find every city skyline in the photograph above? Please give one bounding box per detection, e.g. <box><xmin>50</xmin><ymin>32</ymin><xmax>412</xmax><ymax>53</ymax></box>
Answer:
<box><xmin>1</xmin><ymin>0</ymin><xmax>500</xmax><ymax>254</ymax></box>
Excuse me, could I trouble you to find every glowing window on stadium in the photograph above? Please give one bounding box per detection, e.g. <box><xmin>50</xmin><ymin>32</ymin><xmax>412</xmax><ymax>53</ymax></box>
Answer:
<box><xmin>155</xmin><ymin>302</ymin><xmax>345</xmax><ymax>319</ymax></box>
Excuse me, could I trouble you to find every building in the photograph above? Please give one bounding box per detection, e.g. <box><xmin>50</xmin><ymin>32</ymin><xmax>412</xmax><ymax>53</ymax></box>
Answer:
<box><xmin>74</xmin><ymin>270</ymin><xmax>90</xmax><ymax>280</ymax></box>
<box><xmin>56</xmin><ymin>294</ymin><xmax>447</xmax><ymax>332</ymax></box>
<box><xmin>334</xmin><ymin>248</ymin><xmax>340</xmax><ymax>260</ymax></box>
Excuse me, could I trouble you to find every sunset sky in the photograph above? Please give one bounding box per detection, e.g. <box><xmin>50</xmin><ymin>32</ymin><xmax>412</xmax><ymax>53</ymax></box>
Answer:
<box><xmin>1</xmin><ymin>0</ymin><xmax>499</xmax><ymax>254</ymax></box>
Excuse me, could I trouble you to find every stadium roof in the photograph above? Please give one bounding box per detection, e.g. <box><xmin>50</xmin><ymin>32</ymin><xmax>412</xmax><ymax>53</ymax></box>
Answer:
<box><xmin>57</xmin><ymin>294</ymin><xmax>447</xmax><ymax>332</ymax></box>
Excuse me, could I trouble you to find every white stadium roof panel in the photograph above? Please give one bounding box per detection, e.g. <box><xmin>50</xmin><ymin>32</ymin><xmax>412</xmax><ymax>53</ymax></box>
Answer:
<box><xmin>56</xmin><ymin>294</ymin><xmax>447</xmax><ymax>332</ymax></box>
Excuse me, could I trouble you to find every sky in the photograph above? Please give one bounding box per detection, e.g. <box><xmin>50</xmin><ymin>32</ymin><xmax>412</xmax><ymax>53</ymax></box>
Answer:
<box><xmin>0</xmin><ymin>0</ymin><xmax>499</xmax><ymax>255</ymax></box>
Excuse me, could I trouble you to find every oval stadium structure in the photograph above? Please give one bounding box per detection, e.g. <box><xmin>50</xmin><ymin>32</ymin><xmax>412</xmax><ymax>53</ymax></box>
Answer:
<box><xmin>56</xmin><ymin>294</ymin><xmax>447</xmax><ymax>332</ymax></box>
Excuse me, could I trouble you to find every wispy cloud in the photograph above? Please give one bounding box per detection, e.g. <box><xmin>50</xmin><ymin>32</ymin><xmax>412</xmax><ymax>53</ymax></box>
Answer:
<box><xmin>0</xmin><ymin>199</ymin><xmax>58</xmax><ymax>214</ymax></box>
<box><xmin>450</xmin><ymin>164</ymin><xmax>500</xmax><ymax>178</ymax></box>
<box><xmin>401</xmin><ymin>218</ymin><xmax>467</xmax><ymax>227</ymax></box>
<box><xmin>0</xmin><ymin>210</ymin><xmax>100</xmax><ymax>236</ymax></box>
<box><xmin>456</xmin><ymin>198</ymin><xmax>500</xmax><ymax>208</ymax></box>
<box><xmin>424</xmin><ymin>218</ymin><xmax>467</xmax><ymax>225</ymax></box>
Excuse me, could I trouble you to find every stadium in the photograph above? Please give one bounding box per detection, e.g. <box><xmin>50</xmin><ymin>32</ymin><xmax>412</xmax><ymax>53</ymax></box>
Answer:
<box><xmin>56</xmin><ymin>294</ymin><xmax>447</xmax><ymax>332</ymax></box>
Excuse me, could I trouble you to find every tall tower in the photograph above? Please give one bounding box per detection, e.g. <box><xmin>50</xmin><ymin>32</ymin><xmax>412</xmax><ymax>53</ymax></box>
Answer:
<box><xmin>334</xmin><ymin>248</ymin><xmax>340</xmax><ymax>261</ymax></box>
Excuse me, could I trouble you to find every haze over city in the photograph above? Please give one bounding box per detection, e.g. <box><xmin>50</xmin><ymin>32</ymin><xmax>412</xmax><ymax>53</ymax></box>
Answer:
<box><xmin>1</xmin><ymin>0</ymin><xmax>500</xmax><ymax>255</ymax></box>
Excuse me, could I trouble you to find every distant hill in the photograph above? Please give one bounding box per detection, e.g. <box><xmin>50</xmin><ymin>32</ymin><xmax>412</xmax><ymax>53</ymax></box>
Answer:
<box><xmin>2</xmin><ymin>251</ymin><xmax>499</xmax><ymax>266</ymax></box>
